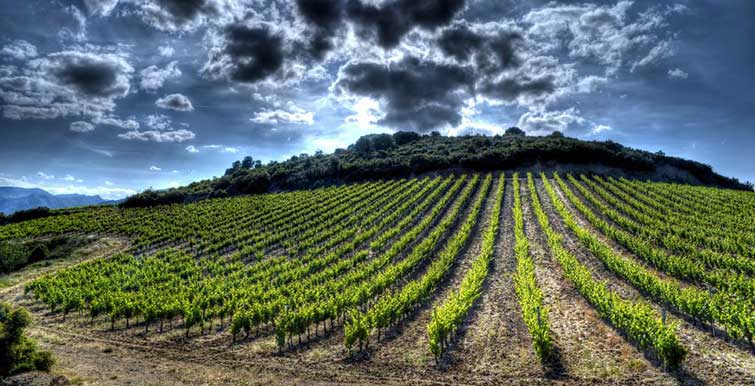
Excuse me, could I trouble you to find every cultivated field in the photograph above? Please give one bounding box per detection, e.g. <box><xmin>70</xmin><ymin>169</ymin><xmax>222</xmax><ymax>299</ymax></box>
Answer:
<box><xmin>2</xmin><ymin>172</ymin><xmax>755</xmax><ymax>385</ymax></box>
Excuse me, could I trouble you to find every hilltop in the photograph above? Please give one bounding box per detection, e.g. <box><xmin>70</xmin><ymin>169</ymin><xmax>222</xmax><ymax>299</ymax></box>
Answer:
<box><xmin>123</xmin><ymin>129</ymin><xmax>751</xmax><ymax>208</ymax></box>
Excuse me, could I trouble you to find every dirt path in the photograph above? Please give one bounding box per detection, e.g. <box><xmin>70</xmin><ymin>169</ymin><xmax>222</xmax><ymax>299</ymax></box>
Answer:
<box><xmin>524</xmin><ymin>178</ymin><xmax>675</xmax><ymax>384</ymax></box>
<box><xmin>442</xmin><ymin>176</ymin><xmax>544</xmax><ymax>381</ymax></box>
<box><xmin>543</xmin><ymin>177</ymin><xmax>755</xmax><ymax>385</ymax></box>
<box><xmin>353</xmin><ymin>174</ymin><xmax>498</xmax><ymax>377</ymax></box>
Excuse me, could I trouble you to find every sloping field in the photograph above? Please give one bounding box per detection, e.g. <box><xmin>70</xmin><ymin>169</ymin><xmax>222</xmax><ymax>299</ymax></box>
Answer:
<box><xmin>2</xmin><ymin>173</ymin><xmax>755</xmax><ymax>385</ymax></box>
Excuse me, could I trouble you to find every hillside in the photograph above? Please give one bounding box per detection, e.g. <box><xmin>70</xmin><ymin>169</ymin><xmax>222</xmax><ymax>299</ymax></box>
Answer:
<box><xmin>122</xmin><ymin>130</ymin><xmax>752</xmax><ymax>208</ymax></box>
<box><xmin>0</xmin><ymin>187</ymin><xmax>115</xmax><ymax>215</ymax></box>
<box><xmin>2</xmin><ymin>172</ymin><xmax>755</xmax><ymax>385</ymax></box>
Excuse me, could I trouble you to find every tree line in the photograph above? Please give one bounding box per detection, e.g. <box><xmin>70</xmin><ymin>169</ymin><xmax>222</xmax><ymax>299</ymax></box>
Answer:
<box><xmin>110</xmin><ymin>129</ymin><xmax>753</xmax><ymax>208</ymax></box>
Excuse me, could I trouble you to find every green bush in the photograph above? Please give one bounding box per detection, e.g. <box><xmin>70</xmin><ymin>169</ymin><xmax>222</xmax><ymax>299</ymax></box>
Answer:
<box><xmin>0</xmin><ymin>302</ymin><xmax>55</xmax><ymax>376</ymax></box>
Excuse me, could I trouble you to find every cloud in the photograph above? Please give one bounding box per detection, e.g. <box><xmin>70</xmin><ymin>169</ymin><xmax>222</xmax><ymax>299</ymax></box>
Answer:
<box><xmin>92</xmin><ymin>116</ymin><xmax>140</xmax><ymax>129</ymax></box>
<box><xmin>117</xmin><ymin>129</ymin><xmax>196</xmax><ymax>143</ymax></box>
<box><xmin>632</xmin><ymin>40</ymin><xmax>674</xmax><ymax>70</ymax></box>
<box><xmin>138</xmin><ymin>0</ymin><xmax>244</xmax><ymax>32</ymax></box>
<box><xmin>295</xmin><ymin>0</ymin><xmax>347</xmax><ymax>60</ymax></box>
<box><xmin>1</xmin><ymin>40</ymin><xmax>38</xmax><ymax>60</ymax></box>
<box><xmin>37</xmin><ymin>171</ymin><xmax>55</xmax><ymax>180</ymax></box>
<box><xmin>0</xmin><ymin>50</ymin><xmax>133</xmax><ymax>121</ymax></box>
<box><xmin>346</xmin><ymin>0</ymin><xmax>467</xmax><ymax>49</ymax></box>
<box><xmin>251</xmin><ymin>105</ymin><xmax>314</xmax><ymax>125</ymax></box>
<box><xmin>202</xmin><ymin>22</ymin><xmax>285</xmax><ymax>84</ymax></box>
<box><xmin>144</xmin><ymin>114</ymin><xmax>173</xmax><ymax>130</ymax></box>
<box><xmin>63</xmin><ymin>174</ymin><xmax>76</xmax><ymax>182</ymax></box>
<box><xmin>83</xmin><ymin>0</ymin><xmax>120</xmax><ymax>16</ymax></box>
<box><xmin>335</xmin><ymin>56</ymin><xmax>474</xmax><ymax>131</ymax></box>
<box><xmin>149</xmin><ymin>165</ymin><xmax>162</xmax><ymax>171</ymax></box>
<box><xmin>591</xmin><ymin>124</ymin><xmax>612</xmax><ymax>134</ymax></box>
<box><xmin>158</xmin><ymin>46</ymin><xmax>175</xmax><ymax>57</ymax></box>
<box><xmin>188</xmin><ymin>144</ymin><xmax>240</xmax><ymax>154</ymax></box>
<box><xmin>139</xmin><ymin>61</ymin><xmax>181</xmax><ymax>91</ymax></box>
<box><xmin>517</xmin><ymin>108</ymin><xmax>586</xmax><ymax>135</ymax></box>
<box><xmin>47</xmin><ymin>51</ymin><xmax>132</xmax><ymax>97</ymax></box>
<box><xmin>70</xmin><ymin>121</ymin><xmax>95</xmax><ymax>133</ymax></box>
<box><xmin>668</xmin><ymin>68</ymin><xmax>688</xmax><ymax>80</ymax></box>
<box><xmin>480</xmin><ymin>75</ymin><xmax>555</xmax><ymax>102</ymax></box>
<box><xmin>523</xmin><ymin>1</ymin><xmax>682</xmax><ymax>75</ymax></box>
<box><xmin>155</xmin><ymin>93</ymin><xmax>194</xmax><ymax>111</ymax></box>
<box><xmin>437</xmin><ymin>22</ymin><xmax>522</xmax><ymax>73</ymax></box>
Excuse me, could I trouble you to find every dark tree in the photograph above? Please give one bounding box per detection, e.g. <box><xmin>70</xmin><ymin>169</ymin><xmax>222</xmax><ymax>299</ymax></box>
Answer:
<box><xmin>241</xmin><ymin>156</ymin><xmax>254</xmax><ymax>169</ymax></box>
<box><xmin>505</xmin><ymin>127</ymin><xmax>525</xmax><ymax>136</ymax></box>
<box><xmin>393</xmin><ymin>131</ymin><xmax>420</xmax><ymax>146</ymax></box>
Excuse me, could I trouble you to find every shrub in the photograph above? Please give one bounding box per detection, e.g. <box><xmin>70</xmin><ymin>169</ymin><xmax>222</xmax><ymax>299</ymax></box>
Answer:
<box><xmin>0</xmin><ymin>302</ymin><xmax>55</xmax><ymax>376</ymax></box>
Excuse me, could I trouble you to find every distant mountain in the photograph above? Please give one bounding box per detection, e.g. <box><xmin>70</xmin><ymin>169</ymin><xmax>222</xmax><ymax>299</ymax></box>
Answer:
<box><xmin>0</xmin><ymin>187</ymin><xmax>117</xmax><ymax>215</ymax></box>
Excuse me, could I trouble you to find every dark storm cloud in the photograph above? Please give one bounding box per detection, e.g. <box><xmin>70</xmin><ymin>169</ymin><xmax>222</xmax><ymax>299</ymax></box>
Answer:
<box><xmin>295</xmin><ymin>0</ymin><xmax>345</xmax><ymax>60</ymax></box>
<box><xmin>202</xmin><ymin>23</ymin><xmax>285</xmax><ymax>83</ymax></box>
<box><xmin>0</xmin><ymin>51</ymin><xmax>132</xmax><ymax>120</ymax></box>
<box><xmin>480</xmin><ymin>75</ymin><xmax>555</xmax><ymax>101</ymax></box>
<box><xmin>47</xmin><ymin>52</ymin><xmax>131</xmax><ymax>98</ymax></box>
<box><xmin>156</xmin><ymin>0</ymin><xmax>207</xmax><ymax>20</ymax></box>
<box><xmin>438</xmin><ymin>22</ymin><xmax>522</xmax><ymax>73</ymax></box>
<box><xmin>336</xmin><ymin>56</ymin><xmax>474</xmax><ymax>131</ymax></box>
<box><xmin>345</xmin><ymin>0</ymin><xmax>467</xmax><ymax>48</ymax></box>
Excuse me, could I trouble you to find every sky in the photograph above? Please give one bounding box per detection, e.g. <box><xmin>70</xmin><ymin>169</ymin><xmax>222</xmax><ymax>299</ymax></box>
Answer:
<box><xmin>0</xmin><ymin>0</ymin><xmax>753</xmax><ymax>199</ymax></box>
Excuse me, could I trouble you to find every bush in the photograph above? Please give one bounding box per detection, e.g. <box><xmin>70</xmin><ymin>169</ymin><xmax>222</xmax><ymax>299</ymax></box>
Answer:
<box><xmin>0</xmin><ymin>242</ymin><xmax>30</xmax><ymax>274</ymax></box>
<box><xmin>6</xmin><ymin>207</ymin><xmax>52</xmax><ymax>224</ymax></box>
<box><xmin>0</xmin><ymin>302</ymin><xmax>55</xmax><ymax>376</ymax></box>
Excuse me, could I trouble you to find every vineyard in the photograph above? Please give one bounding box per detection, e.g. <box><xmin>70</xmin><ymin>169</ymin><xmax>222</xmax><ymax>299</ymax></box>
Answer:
<box><xmin>2</xmin><ymin>172</ymin><xmax>755</xmax><ymax>385</ymax></box>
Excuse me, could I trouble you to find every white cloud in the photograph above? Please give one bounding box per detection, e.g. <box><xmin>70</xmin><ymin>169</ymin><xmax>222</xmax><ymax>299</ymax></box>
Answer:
<box><xmin>632</xmin><ymin>40</ymin><xmax>674</xmax><ymax>70</ymax></box>
<box><xmin>92</xmin><ymin>116</ymin><xmax>140</xmax><ymax>129</ymax></box>
<box><xmin>149</xmin><ymin>165</ymin><xmax>162</xmax><ymax>171</ymax></box>
<box><xmin>251</xmin><ymin>105</ymin><xmax>315</xmax><ymax>125</ymax></box>
<box><xmin>190</xmin><ymin>144</ymin><xmax>241</xmax><ymax>154</ymax></box>
<box><xmin>668</xmin><ymin>68</ymin><xmax>688</xmax><ymax>80</ymax></box>
<box><xmin>70</xmin><ymin>121</ymin><xmax>95</xmax><ymax>133</ymax></box>
<box><xmin>63</xmin><ymin>174</ymin><xmax>76</xmax><ymax>181</ymax></box>
<box><xmin>104</xmin><ymin>180</ymin><xmax>113</xmax><ymax>186</ymax></box>
<box><xmin>139</xmin><ymin>61</ymin><xmax>181</xmax><ymax>91</ymax></box>
<box><xmin>117</xmin><ymin>129</ymin><xmax>196</xmax><ymax>143</ymax></box>
<box><xmin>155</xmin><ymin>93</ymin><xmax>194</xmax><ymax>111</ymax></box>
<box><xmin>1</xmin><ymin>40</ymin><xmax>38</xmax><ymax>60</ymax></box>
<box><xmin>37</xmin><ymin>171</ymin><xmax>55</xmax><ymax>180</ymax></box>
<box><xmin>524</xmin><ymin>1</ymin><xmax>680</xmax><ymax>75</ymax></box>
<box><xmin>158</xmin><ymin>46</ymin><xmax>175</xmax><ymax>57</ymax></box>
<box><xmin>144</xmin><ymin>114</ymin><xmax>172</xmax><ymax>130</ymax></box>
<box><xmin>591</xmin><ymin>124</ymin><xmax>612</xmax><ymax>134</ymax></box>
<box><xmin>83</xmin><ymin>0</ymin><xmax>119</xmax><ymax>16</ymax></box>
<box><xmin>518</xmin><ymin>108</ymin><xmax>586</xmax><ymax>135</ymax></box>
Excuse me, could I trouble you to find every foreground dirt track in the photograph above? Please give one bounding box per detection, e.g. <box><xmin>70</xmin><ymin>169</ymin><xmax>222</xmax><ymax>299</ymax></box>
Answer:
<box><xmin>3</xmin><ymin>175</ymin><xmax>755</xmax><ymax>386</ymax></box>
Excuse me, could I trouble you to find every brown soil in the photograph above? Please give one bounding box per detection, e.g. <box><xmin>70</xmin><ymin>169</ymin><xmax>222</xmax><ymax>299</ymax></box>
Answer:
<box><xmin>522</xmin><ymin>178</ymin><xmax>673</xmax><ymax>385</ymax></box>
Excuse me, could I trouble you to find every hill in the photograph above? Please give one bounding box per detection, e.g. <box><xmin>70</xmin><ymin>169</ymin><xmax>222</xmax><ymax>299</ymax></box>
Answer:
<box><xmin>2</xmin><ymin>171</ymin><xmax>755</xmax><ymax>385</ymax></box>
<box><xmin>123</xmin><ymin>130</ymin><xmax>752</xmax><ymax>208</ymax></box>
<box><xmin>0</xmin><ymin>187</ymin><xmax>116</xmax><ymax>215</ymax></box>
